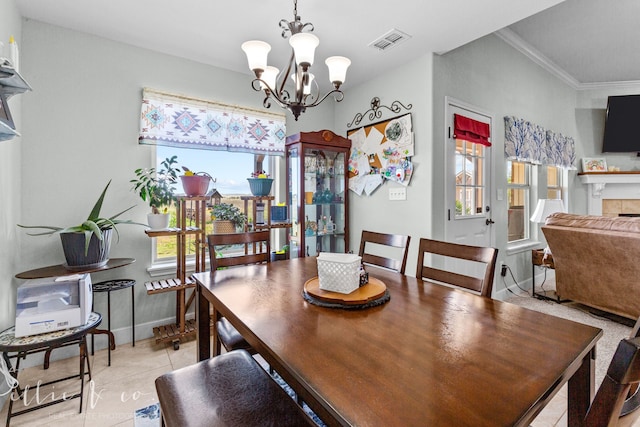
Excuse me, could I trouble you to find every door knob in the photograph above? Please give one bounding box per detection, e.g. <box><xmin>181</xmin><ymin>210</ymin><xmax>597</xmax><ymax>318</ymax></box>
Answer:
<box><xmin>486</xmin><ymin>218</ymin><xmax>495</xmax><ymax>225</ymax></box>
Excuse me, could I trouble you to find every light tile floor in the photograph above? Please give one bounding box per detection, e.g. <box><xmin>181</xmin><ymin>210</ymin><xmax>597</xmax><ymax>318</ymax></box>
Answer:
<box><xmin>0</xmin><ymin>336</ymin><xmax>197</xmax><ymax>426</ymax></box>
<box><xmin>0</xmin><ymin>335</ymin><xmax>636</xmax><ymax>427</ymax></box>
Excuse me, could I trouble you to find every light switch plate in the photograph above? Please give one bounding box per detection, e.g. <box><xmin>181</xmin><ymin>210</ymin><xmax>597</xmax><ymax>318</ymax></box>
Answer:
<box><xmin>389</xmin><ymin>187</ymin><xmax>407</xmax><ymax>200</ymax></box>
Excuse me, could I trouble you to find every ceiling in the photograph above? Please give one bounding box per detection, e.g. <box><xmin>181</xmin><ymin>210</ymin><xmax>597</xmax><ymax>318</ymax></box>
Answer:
<box><xmin>15</xmin><ymin>0</ymin><xmax>638</xmax><ymax>92</ymax></box>
<box><xmin>505</xmin><ymin>0</ymin><xmax>640</xmax><ymax>87</ymax></box>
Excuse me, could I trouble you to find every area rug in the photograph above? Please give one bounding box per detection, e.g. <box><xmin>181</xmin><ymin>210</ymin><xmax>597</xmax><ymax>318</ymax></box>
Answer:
<box><xmin>134</xmin><ymin>402</ymin><xmax>160</xmax><ymax>427</ymax></box>
<box><xmin>504</xmin><ymin>290</ymin><xmax>634</xmax><ymax>387</ymax></box>
<box><xmin>270</xmin><ymin>370</ymin><xmax>326</xmax><ymax>426</ymax></box>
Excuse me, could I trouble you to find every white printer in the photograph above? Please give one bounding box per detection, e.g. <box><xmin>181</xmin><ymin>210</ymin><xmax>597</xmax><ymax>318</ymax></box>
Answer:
<box><xmin>15</xmin><ymin>273</ymin><xmax>93</xmax><ymax>337</ymax></box>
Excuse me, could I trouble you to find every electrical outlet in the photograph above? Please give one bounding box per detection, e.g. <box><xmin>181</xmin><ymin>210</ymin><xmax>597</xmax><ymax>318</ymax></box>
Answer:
<box><xmin>500</xmin><ymin>263</ymin><xmax>508</xmax><ymax>277</ymax></box>
<box><xmin>389</xmin><ymin>187</ymin><xmax>407</xmax><ymax>201</ymax></box>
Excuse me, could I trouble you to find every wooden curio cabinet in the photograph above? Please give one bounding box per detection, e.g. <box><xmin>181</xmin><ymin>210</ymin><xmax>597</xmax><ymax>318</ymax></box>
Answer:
<box><xmin>286</xmin><ymin>130</ymin><xmax>351</xmax><ymax>258</ymax></box>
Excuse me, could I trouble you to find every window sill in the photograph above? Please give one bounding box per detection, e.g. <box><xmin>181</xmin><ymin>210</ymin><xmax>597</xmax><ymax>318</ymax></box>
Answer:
<box><xmin>506</xmin><ymin>240</ymin><xmax>542</xmax><ymax>256</ymax></box>
<box><xmin>147</xmin><ymin>259</ymin><xmax>210</xmax><ymax>278</ymax></box>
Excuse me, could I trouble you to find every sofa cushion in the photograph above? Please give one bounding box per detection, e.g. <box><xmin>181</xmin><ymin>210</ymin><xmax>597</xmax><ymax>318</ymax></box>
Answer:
<box><xmin>546</xmin><ymin>212</ymin><xmax>640</xmax><ymax>233</ymax></box>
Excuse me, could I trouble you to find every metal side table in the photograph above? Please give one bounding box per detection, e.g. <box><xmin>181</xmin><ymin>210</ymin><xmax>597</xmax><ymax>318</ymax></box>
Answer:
<box><xmin>91</xmin><ymin>279</ymin><xmax>136</xmax><ymax>366</ymax></box>
<box><xmin>0</xmin><ymin>312</ymin><xmax>102</xmax><ymax>426</ymax></box>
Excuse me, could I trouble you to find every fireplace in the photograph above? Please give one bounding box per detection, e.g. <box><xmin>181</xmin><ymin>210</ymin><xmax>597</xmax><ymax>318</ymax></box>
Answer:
<box><xmin>579</xmin><ymin>172</ymin><xmax>640</xmax><ymax>216</ymax></box>
<box><xmin>602</xmin><ymin>199</ymin><xmax>640</xmax><ymax>217</ymax></box>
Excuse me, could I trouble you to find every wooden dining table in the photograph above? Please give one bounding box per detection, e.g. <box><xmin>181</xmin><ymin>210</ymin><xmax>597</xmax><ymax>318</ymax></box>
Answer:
<box><xmin>193</xmin><ymin>257</ymin><xmax>602</xmax><ymax>427</ymax></box>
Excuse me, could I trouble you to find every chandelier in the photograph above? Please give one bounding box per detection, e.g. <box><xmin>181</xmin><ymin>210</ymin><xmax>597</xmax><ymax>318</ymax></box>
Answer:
<box><xmin>241</xmin><ymin>0</ymin><xmax>351</xmax><ymax>121</ymax></box>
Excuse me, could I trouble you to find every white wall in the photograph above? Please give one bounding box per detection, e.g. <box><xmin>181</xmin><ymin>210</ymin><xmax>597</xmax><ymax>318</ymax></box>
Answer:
<box><xmin>0</xmin><ymin>0</ymin><xmax>24</xmax><ymax>405</ymax></box>
<box><xmin>13</xmin><ymin>19</ymin><xmax>330</xmax><ymax>344</ymax></box>
<box><xmin>1</xmin><ymin>1</ymin><xmax>23</xmax><ymax>335</ymax></box>
<box><xmin>335</xmin><ymin>55</ymin><xmax>433</xmax><ymax>276</ymax></box>
<box><xmin>433</xmin><ymin>34</ymin><xmax>578</xmax><ymax>293</ymax></box>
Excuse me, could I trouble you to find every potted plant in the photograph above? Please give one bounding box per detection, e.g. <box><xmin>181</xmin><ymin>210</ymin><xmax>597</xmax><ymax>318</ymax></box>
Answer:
<box><xmin>271</xmin><ymin>244</ymin><xmax>290</xmax><ymax>262</ymax></box>
<box><xmin>247</xmin><ymin>170</ymin><xmax>273</xmax><ymax>196</ymax></box>
<box><xmin>17</xmin><ymin>180</ymin><xmax>144</xmax><ymax>270</ymax></box>
<box><xmin>131</xmin><ymin>155</ymin><xmax>181</xmax><ymax>230</ymax></box>
<box><xmin>181</xmin><ymin>167</ymin><xmax>215</xmax><ymax>197</ymax></box>
<box><xmin>211</xmin><ymin>203</ymin><xmax>247</xmax><ymax>233</ymax></box>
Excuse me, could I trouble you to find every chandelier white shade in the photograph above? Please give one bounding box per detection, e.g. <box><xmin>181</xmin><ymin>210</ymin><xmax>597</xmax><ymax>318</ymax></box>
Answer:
<box><xmin>261</xmin><ymin>66</ymin><xmax>279</xmax><ymax>90</ymax></box>
<box><xmin>326</xmin><ymin>56</ymin><xmax>351</xmax><ymax>85</ymax></box>
<box><xmin>289</xmin><ymin>33</ymin><xmax>318</xmax><ymax>67</ymax></box>
<box><xmin>241</xmin><ymin>41</ymin><xmax>271</xmax><ymax>72</ymax></box>
<box><xmin>241</xmin><ymin>0</ymin><xmax>350</xmax><ymax>120</ymax></box>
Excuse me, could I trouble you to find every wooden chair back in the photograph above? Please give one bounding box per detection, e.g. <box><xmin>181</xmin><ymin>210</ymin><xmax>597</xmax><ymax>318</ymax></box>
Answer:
<box><xmin>613</xmin><ymin>317</ymin><xmax>640</xmax><ymax>426</ymax></box>
<box><xmin>415</xmin><ymin>238</ymin><xmax>498</xmax><ymax>298</ymax></box>
<box><xmin>585</xmin><ymin>336</ymin><xmax>640</xmax><ymax>427</ymax></box>
<box><xmin>208</xmin><ymin>231</ymin><xmax>270</xmax><ymax>270</ymax></box>
<box><xmin>358</xmin><ymin>230</ymin><xmax>411</xmax><ymax>274</ymax></box>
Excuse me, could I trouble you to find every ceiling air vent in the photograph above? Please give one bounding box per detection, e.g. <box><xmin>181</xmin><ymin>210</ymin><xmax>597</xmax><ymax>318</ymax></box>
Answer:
<box><xmin>369</xmin><ymin>29</ymin><xmax>411</xmax><ymax>52</ymax></box>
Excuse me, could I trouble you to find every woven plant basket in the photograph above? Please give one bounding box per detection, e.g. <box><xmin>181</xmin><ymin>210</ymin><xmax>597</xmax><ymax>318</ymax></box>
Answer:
<box><xmin>213</xmin><ymin>220</ymin><xmax>236</xmax><ymax>234</ymax></box>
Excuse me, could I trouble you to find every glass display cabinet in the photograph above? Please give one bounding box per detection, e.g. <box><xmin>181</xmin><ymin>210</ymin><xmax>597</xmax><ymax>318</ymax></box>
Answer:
<box><xmin>286</xmin><ymin>130</ymin><xmax>351</xmax><ymax>258</ymax></box>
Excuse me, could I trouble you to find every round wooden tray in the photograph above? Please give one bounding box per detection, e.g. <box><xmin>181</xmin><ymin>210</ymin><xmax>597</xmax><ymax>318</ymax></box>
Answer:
<box><xmin>303</xmin><ymin>276</ymin><xmax>390</xmax><ymax>309</ymax></box>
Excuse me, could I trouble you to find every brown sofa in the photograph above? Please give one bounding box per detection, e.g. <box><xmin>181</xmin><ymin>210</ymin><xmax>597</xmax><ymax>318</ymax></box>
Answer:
<box><xmin>542</xmin><ymin>212</ymin><xmax>640</xmax><ymax>320</ymax></box>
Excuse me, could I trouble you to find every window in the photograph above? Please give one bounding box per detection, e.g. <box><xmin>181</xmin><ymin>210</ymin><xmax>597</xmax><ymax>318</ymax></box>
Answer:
<box><xmin>153</xmin><ymin>145</ymin><xmax>269</xmax><ymax>262</ymax></box>
<box><xmin>507</xmin><ymin>161</ymin><xmax>530</xmax><ymax>242</ymax></box>
<box><xmin>455</xmin><ymin>138</ymin><xmax>486</xmax><ymax>217</ymax></box>
<box><xmin>546</xmin><ymin>166</ymin><xmax>562</xmax><ymax>199</ymax></box>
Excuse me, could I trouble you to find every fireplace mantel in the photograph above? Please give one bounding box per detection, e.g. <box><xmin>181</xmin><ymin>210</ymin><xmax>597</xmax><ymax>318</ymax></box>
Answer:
<box><xmin>579</xmin><ymin>172</ymin><xmax>640</xmax><ymax>215</ymax></box>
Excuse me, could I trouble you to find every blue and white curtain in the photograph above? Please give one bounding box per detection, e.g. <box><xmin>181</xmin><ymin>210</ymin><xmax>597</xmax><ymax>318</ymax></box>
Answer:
<box><xmin>504</xmin><ymin>116</ymin><xmax>576</xmax><ymax>169</ymax></box>
<box><xmin>139</xmin><ymin>88</ymin><xmax>287</xmax><ymax>156</ymax></box>
<box><xmin>545</xmin><ymin>130</ymin><xmax>576</xmax><ymax>169</ymax></box>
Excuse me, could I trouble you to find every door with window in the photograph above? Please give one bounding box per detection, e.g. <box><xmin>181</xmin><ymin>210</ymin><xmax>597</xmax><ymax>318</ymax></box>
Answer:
<box><xmin>444</xmin><ymin>100</ymin><xmax>493</xmax><ymax>250</ymax></box>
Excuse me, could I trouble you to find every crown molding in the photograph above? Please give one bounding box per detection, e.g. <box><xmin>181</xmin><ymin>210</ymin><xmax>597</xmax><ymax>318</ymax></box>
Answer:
<box><xmin>576</xmin><ymin>80</ymin><xmax>640</xmax><ymax>91</ymax></box>
<box><xmin>494</xmin><ymin>28</ymin><xmax>580</xmax><ymax>89</ymax></box>
<box><xmin>494</xmin><ymin>28</ymin><xmax>640</xmax><ymax>92</ymax></box>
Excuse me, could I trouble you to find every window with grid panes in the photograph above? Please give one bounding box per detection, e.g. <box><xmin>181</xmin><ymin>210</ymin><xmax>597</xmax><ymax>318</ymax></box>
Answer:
<box><xmin>507</xmin><ymin>161</ymin><xmax>530</xmax><ymax>242</ymax></box>
<box><xmin>546</xmin><ymin>166</ymin><xmax>562</xmax><ymax>200</ymax></box>
<box><xmin>455</xmin><ymin>138</ymin><xmax>485</xmax><ymax>217</ymax></box>
<box><xmin>153</xmin><ymin>146</ymin><xmax>268</xmax><ymax>262</ymax></box>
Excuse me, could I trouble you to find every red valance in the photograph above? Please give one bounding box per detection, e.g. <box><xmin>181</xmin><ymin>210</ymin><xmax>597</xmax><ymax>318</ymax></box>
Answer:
<box><xmin>454</xmin><ymin>114</ymin><xmax>491</xmax><ymax>146</ymax></box>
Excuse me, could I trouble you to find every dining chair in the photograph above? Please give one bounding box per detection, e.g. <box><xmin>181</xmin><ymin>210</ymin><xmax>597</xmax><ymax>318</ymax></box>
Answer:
<box><xmin>155</xmin><ymin>349</ymin><xmax>315</xmax><ymax>427</ymax></box>
<box><xmin>207</xmin><ymin>230</ymin><xmax>270</xmax><ymax>355</ymax></box>
<box><xmin>614</xmin><ymin>316</ymin><xmax>640</xmax><ymax>425</ymax></box>
<box><xmin>415</xmin><ymin>238</ymin><xmax>498</xmax><ymax>298</ymax></box>
<box><xmin>208</xmin><ymin>230</ymin><xmax>271</xmax><ymax>270</ymax></box>
<box><xmin>358</xmin><ymin>230</ymin><xmax>411</xmax><ymax>274</ymax></box>
<box><xmin>584</xmin><ymin>336</ymin><xmax>640</xmax><ymax>427</ymax></box>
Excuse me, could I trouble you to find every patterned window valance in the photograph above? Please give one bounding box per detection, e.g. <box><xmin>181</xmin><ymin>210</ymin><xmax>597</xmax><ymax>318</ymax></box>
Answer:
<box><xmin>545</xmin><ymin>130</ymin><xmax>576</xmax><ymax>169</ymax></box>
<box><xmin>504</xmin><ymin>116</ymin><xmax>575</xmax><ymax>169</ymax></box>
<box><xmin>139</xmin><ymin>88</ymin><xmax>287</xmax><ymax>156</ymax></box>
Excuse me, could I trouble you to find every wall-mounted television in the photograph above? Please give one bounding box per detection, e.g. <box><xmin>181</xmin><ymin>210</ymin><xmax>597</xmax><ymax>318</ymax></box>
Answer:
<box><xmin>602</xmin><ymin>94</ymin><xmax>640</xmax><ymax>153</ymax></box>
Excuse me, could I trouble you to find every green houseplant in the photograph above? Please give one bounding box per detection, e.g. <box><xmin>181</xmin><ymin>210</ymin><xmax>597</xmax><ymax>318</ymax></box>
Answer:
<box><xmin>17</xmin><ymin>180</ymin><xmax>144</xmax><ymax>269</ymax></box>
<box><xmin>211</xmin><ymin>203</ymin><xmax>247</xmax><ymax>233</ymax></box>
<box><xmin>131</xmin><ymin>155</ymin><xmax>181</xmax><ymax>229</ymax></box>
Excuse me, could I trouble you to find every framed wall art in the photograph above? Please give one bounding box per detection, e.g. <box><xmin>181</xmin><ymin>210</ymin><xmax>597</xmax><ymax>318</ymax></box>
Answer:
<box><xmin>347</xmin><ymin>113</ymin><xmax>414</xmax><ymax>196</ymax></box>
<box><xmin>581</xmin><ymin>157</ymin><xmax>608</xmax><ymax>172</ymax></box>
